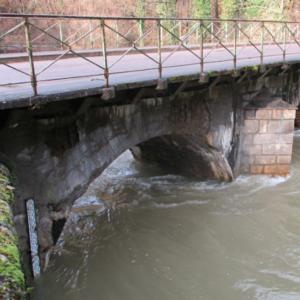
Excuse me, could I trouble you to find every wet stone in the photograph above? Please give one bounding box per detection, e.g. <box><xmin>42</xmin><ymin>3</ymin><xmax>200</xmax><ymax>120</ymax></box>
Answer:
<box><xmin>72</xmin><ymin>196</ymin><xmax>106</xmax><ymax>217</ymax></box>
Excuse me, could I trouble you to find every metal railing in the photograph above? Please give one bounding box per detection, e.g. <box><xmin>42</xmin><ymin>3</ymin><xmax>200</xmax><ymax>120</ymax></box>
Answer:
<box><xmin>1</xmin><ymin>13</ymin><xmax>300</xmax><ymax>96</ymax></box>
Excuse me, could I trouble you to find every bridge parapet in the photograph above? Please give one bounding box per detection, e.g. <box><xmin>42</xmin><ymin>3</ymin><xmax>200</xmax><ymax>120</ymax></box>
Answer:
<box><xmin>240</xmin><ymin>98</ymin><xmax>296</xmax><ymax>176</ymax></box>
<box><xmin>1</xmin><ymin>13</ymin><xmax>300</xmax><ymax>103</ymax></box>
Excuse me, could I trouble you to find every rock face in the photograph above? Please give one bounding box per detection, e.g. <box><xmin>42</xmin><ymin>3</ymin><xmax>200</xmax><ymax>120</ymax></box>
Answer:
<box><xmin>0</xmin><ymin>164</ymin><xmax>25</xmax><ymax>299</ymax></box>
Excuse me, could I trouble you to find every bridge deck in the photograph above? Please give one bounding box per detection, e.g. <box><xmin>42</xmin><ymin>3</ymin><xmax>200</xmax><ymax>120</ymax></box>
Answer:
<box><xmin>1</xmin><ymin>43</ymin><xmax>300</xmax><ymax>109</ymax></box>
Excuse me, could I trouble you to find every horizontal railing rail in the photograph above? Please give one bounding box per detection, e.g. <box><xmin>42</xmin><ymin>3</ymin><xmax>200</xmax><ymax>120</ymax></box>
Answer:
<box><xmin>1</xmin><ymin>14</ymin><xmax>300</xmax><ymax>97</ymax></box>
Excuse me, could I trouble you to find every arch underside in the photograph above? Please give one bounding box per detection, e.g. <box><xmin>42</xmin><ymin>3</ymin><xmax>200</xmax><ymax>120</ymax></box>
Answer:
<box><xmin>131</xmin><ymin>134</ymin><xmax>233</xmax><ymax>181</ymax></box>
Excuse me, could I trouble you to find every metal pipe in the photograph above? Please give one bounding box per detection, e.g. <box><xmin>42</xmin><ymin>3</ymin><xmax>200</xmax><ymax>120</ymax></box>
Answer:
<box><xmin>26</xmin><ymin>199</ymin><xmax>41</xmax><ymax>279</ymax></box>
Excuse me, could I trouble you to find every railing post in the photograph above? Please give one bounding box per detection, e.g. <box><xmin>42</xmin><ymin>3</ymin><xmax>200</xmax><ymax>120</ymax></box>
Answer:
<box><xmin>24</xmin><ymin>17</ymin><xmax>37</xmax><ymax>97</ymax></box>
<box><xmin>234</xmin><ymin>20</ymin><xmax>238</xmax><ymax>73</ymax></box>
<box><xmin>156</xmin><ymin>19</ymin><xmax>167</xmax><ymax>90</ymax></box>
<box><xmin>89</xmin><ymin>20</ymin><xmax>94</xmax><ymax>48</ymax></box>
<box><xmin>139</xmin><ymin>19</ymin><xmax>145</xmax><ymax>47</ymax></box>
<box><xmin>59</xmin><ymin>20</ymin><xmax>64</xmax><ymax>50</ymax></box>
<box><xmin>100</xmin><ymin>19</ymin><xmax>109</xmax><ymax>88</ymax></box>
<box><xmin>237</xmin><ymin>21</ymin><xmax>241</xmax><ymax>44</ymax></box>
<box><xmin>260</xmin><ymin>21</ymin><xmax>265</xmax><ymax>71</ymax></box>
<box><xmin>179</xmin><ymin>21</ymin><xmax>182</xmax><ymax>39</ymax></box>
<box><xmin>114</xmin><ymin>21</ymin><xmax>119</xmax><ymax>48</ymax></box>
<box><xmin>157</xmin><ymin>19</ymin><xmax>162</xmax><ymax>81</ymax></box>
<box><xmin>283</xmin><ymin>23</ymin><xmax>287</xmax><ymax>62</ymax></box>
<box><xmin>199</xmin><ymin>20</ymin><xmax>208</xmax><ymax>83</ymax></box>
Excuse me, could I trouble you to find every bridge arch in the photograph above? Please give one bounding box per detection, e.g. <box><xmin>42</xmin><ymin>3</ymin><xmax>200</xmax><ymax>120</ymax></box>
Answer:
<box><xmin>0</xmin><ymin>88</ymin><xmax>236</xmax><ymax>267</ymax></box>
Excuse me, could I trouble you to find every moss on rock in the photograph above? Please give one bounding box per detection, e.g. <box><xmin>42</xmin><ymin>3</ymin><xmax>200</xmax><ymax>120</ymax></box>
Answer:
<box><xmin>0</xmin><ymin>165</ymin><xmax>25</xmax><ymax>299</ymax></box>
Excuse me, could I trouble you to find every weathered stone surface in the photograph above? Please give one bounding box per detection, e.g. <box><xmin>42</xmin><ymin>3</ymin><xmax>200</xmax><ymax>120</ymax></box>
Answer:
<box><xmin>277</xmin><ymin>155</ymin><xmax>292</xmax><ymax>164</ymax></box>
<box><xmin>259</xmin><ymin>120</ymin><xmax>268</xmax><ymax>133</ymax></box>
<box><xmin>241</xmin><ymin>97</ymin><xmax>296</xmax><ymax>176</ymax></box>
<box><xmin>72</xmin><ymin>196</ymin><xmax>106</xmax><ymax>216</ymax></box>
<box><xmin>263</xmin><ymin>164</ymin><xmax>290</xmax><ymax>175</ymax></box>
<box><xmin>262</xmin><ymin>144</ymin><xmax>293</xmax><ymax>155</ymax></box>
<box><xmin>283</xmin><ymin>110</ymin><xmax>296</xmax><ymax>119</ymax></box>
<box><xmin>250</xmin><ymin>165</ymin><xmax>264</xmax><ymax>174</ymax></box>
<box><xmin>268</xmin><ymin>120</ymin><xmax>294</xmax><ymax>133</ymax></box>
<box><xmin>256</xmin><ymin>109</ymin><xmax>272</xmax><ymax>119</ymax></box>
<box><xmin>243</xmin><ymin>120</ymin><xmax>259</xmax><ymax>133</ymax></box>
<box><xmin>255</xmin><ymin>155</ymin><xmax>276</xmax><ymax>164</ymax></box>
<box><xmin>131</xmin><ymin>135</ymin><xmax>233</xmax><ymax>181</ymax></box>
<box><xmin>272</xmin><ymin>110</ymin><xmax>282</xmax><ymax>119</ymax></box>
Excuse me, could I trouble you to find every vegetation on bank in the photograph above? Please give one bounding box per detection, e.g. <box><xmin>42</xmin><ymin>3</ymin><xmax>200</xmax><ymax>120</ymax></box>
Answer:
<box><xmin>1</xmin><ymin>0</ymin><xmax>299</xmax><ymax>20</ymax></box>
<box><xmin>0</xmin><ymin>165</ymin><xmax>25</xmax><ymax>299</ymax></box>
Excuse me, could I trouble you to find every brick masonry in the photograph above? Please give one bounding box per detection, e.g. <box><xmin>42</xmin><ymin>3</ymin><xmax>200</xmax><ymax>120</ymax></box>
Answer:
<box><xmin>241</xmin><ymin>99</ymin><xmax>296</xmax><ymax>176</ymax></box>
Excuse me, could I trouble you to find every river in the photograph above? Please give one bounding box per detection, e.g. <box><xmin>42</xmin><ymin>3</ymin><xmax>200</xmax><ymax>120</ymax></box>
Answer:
<box><xmin>32</xmin><ymin>133</ymin><xmax>300</xmax><ymax>300</ymax></box>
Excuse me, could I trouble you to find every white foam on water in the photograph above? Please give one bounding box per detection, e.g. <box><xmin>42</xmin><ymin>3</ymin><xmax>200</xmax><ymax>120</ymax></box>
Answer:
<box><xmin>293</xmin><ymin>129</ymin><xmax>300</xmax><ymax>137</ymax></box>
<box><xmin>234</xmin><ymin>279</ymin><xmax>300</xmax><ymax>300</ymax></box>
<box><xmin>260</xmin><ymin>269</ymin><xmax>300</xmax><ymax>284</ymax></box>
<box><xmin>151</xmin><ymin>199</ymin><xmax>209</xmax><ymax>209</ymax></box>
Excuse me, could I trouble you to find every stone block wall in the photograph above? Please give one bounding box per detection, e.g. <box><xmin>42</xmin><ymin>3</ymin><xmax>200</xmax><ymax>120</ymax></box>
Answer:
<box><xmin>240</xmin><ymin>99</ymin><xmax>296</xmax><ymax>176</ymax></box>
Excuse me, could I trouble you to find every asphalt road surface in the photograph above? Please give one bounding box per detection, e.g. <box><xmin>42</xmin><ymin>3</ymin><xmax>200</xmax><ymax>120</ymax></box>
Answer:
<box><xmin>1</xmin><ymin>43</ymin><xmax>300</xmax><ymax>107</ymax></box>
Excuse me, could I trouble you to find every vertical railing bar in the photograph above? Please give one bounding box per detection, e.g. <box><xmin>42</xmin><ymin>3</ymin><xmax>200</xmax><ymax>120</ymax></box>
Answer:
<box><xmin>59</xmin><ymin>20</ymin><xmax>64</xmax><ymax>50</ymax></box>
<box><xmin>234</xmin><ymin>20</ymin><xmax>237</xmax><ymax>72</ymax></box>
<box><xmin>238</xmin><ymin>21</ymin><xmax>241</xmax><ymax>44</ymax></box>
<box><xmin>160</xmin><ymin>21</ymin><xmax>164</xmax><ymax>47</ymax></box>
<box><xmin>100</xmin><ymin>19</ymin><xmax>109</xmax><ymax>87</ymax></box>
<box><xmin>200</xmin><ymin>20</ymin><xmax>204</xmax><ymax>75</ymax></box>
<box><xmin>115</xmin><ymin>20</ymin><xmax>119</xmax><ymax>48</ymax></box>
<box><xmin>283</xmin><ymin>22</ymin><xmax>287</xmax><ymax>62</ymax></box>
<box><xmin>89</xmin><ymin>20</ymin><xmax>94</xmax><ymax>48</ymax></box>
<box><xmin>157</xmin><ymin>19</ymin><xmax>162</xmax><ymax>80</ymax></box>
<box><xmin>24</xmin><ymin>17</ymin><xmax>38</xmax><ymax>97</ymax></box>
<box><xmin>179</xmin><ymin>20</ymin><xmax>182</xmax><ymax>39</ymax></box>
<box><xmin>139</xmin><ymin>19</ymin><xmax>145</xmax><ymax>47</ymax></box>
<box><xmin>260</xmin><ymin>21</ymin><xmax>265</xmax><ymax>70</ymax></box>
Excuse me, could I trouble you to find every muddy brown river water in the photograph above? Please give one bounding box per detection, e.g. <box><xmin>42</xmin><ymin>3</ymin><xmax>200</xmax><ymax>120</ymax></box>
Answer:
<box><xmin>32</xmin><ymin>133</ymin><xmax>300</xmax><ymax>300</ymax></box>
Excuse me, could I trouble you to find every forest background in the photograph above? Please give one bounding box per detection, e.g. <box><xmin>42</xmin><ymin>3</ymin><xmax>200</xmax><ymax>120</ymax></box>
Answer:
<box><xmin>1</xmin><ymin>0</ymin><xmax>300</xmax><ymax>21</ymax></box>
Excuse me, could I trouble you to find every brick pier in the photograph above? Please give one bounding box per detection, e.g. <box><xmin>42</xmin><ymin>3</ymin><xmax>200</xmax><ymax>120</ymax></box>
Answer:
<box><xmin>241</xmin><ymin>98</ymin><xmax>296</xmax><ymax>176</ymax></box>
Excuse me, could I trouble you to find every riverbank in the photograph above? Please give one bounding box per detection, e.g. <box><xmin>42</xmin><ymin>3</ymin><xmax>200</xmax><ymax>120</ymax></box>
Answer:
<box><xmin>0</xmin><ymin>164</ymin><xmax>25</xmax><ymax>299</ymax></box>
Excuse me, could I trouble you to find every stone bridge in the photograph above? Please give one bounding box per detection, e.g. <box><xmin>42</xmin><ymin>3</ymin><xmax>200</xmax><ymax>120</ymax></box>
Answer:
<box><xmin>0</xmin><ymin>14</ymin><xmax>299</xmax><ymax>276</ymax></box>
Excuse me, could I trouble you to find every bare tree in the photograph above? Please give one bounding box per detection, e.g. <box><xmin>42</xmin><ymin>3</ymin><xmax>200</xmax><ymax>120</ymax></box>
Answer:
<box><xmin>210</xmin><ymin>0</ymin><xmax>219</xmax><ymax>18</ymax></box>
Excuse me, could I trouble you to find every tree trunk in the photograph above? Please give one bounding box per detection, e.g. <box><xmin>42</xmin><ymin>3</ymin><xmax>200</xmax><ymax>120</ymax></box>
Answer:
<box><xmin>210</xmin><ymin>0</ymin><xmax>219</xmax><ymax>19</ymax></box>
<box><xmin>210</xmin><ymin>0</ymin><xmax>220</xmax><ymax>35</ymax></box>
